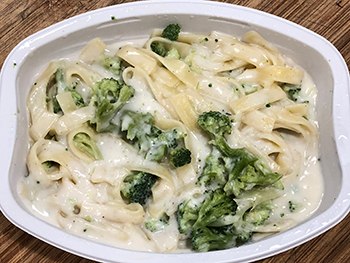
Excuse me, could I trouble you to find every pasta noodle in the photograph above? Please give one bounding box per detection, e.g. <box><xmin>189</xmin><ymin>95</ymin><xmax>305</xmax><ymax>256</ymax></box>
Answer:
<box><xmin>19</xmin><ymin>27</ymin><xmax>323</xmax><ymax>253</ymax></box>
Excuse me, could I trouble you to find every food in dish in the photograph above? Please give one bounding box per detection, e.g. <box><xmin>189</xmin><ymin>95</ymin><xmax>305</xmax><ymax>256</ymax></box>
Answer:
<box><xmin>19</xmin><ymin>24</ymin><xmax>323</xmax><ymax>253</ymax></box>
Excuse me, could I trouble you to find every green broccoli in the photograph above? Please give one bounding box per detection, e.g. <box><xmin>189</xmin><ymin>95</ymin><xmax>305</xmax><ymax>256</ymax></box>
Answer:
<box><xmin>177</xmin><ymin>199</ymin><xmax>201</xmax><ymax>238</ymax></box>
<box><xmin>190</xmin><ymin>214</ymin><xmax>253</xmax><ymax>252</ymax></box>
<box><xmin>197</xmin><ymin>111</ymin><xmax>252</xmax><ymax>159</ymax></box>
<box><xmin>191</xmin><ymin>219</ymin><xmax>254</xmax><ymax>252</ymax></box>
<box><xmin>170</xmin><ymin>148</ymin><xmax>192</xmax><ymax>168</ymax></box>
<box><xmin>177</xmin><ymin>187</ymin><xmax>281</xmax><ymax>252</ymax></box>
<box><xmin>151</xmin><ymin>42</ymin><xmax>167</xmax><ymax>57</ymax></box>
<box><xmin>245</xmin><ymin>209</ymin><xmax>270</xmax><ymax>226</ymax></box>
<box><xmin>46</xmin><ymin>82</ymin><xmax>61</xmax><ymax>114</ymax></box>
<box><xmin>244</xmin><ymin>201</ymin><xmax>275</xmax><ymax>226</ymax></box>
<box><xmin>121</xmin><ymin>110</ymin><xmax>192</xmax><ymax>166</ymax></box>
<box><xmin>288</xmin><ymin>200</ymin><xmax>302</xmax><ymax>212</ymax></box>
<box><xmin>72</xmin><ymin>132</ymin><xmax>103</xmax><ymax>160</ymax></box>
<box><xmin>177</xmin><ymin>189</ymin><xmax>237</xmax><ymax>244</ymax></box>
<box><xmin>56</xmin><ymin>68</ymin><xmax>85</xmax><ymax>106</ymax></box>
<box><xmin>162</xmin><ymin>23</ymin><xmax>181</xmax><ymax>41</ymax></box>
<box><xmin>281</xmin><ymin>83</ymin><xmax>302</xmax><ymax>102</ymax></box>
<box><xmin>145</xmin><ymin>213</ymin><xmax>170</xmax><ymax>232</ymax></box>
<box><xmin>175</xmin><ymin>111</ymin><xmax>285</xmax><ymax>252</ymax></box>
<box><xmin>121</xmin><ymin>171</ymin><xmax>158</xmax><ymax>206</ymax></box>
<box><xmin>152</xmin><ymin>127</ymin><xmax>179</xmax><ymax>149</ymax></box>
<box><xmin>197</xmin><ymin>111</ymin><xmax>283</xmax><ymax>197</ymax></box>
<box><xmin>233</xmin><ymin>224</ymin><xmax>253</xmax><ymax>246</ymax></box>
<box><xmin>46</xmin><ymin>68</ymin><xmax>87</xmax><ymax>115</ymax></box>
<box><xmin>90</xmin><ymin>78</ymin><xmax>134</xmax><ymax>132</ymax></box>
<box><xmin>224</xmin><ymin>158</ymin><xmax>282</xmax><ymax>197</ymax></box>
<box><xmin>99</xmin><ymin>54</ymin><xmax>121</xmax><ymax>75</ymax></box>
<box><xmin>197</xmin><ymin>111</ymin><xmax>232</xmax><ymax>141</ymax></box>
<box><xmin>193</xmin><ymin>189</ymin><xmax>237</xmax><ymax>229</ymax></box>
<box><xmin>191</xmin><ymin>225</ymin><xmax>237</xmax><ymax>252</ymax></box>
<box><xmin>151</xmin><ymin>42</ymin><xmax>181</xmax><ymax>59</ymax></box>
<box><xmin>191</xmin><ymin>188</ymin><xmax>281</xmax><ymax>252</ymax></box>
<box><xmin>146</xmin><ymin>128</ymin><xmax>181</xmax><ymax>162</ymax></box>
<box><xmin>197</xmin><ymin>147</ymin><xmax>228</xmax><ymax>189</ymax></box>
<box><xmin>233</xmin><ymin>187</ymin><xmax>282</xmax><ymax>218</ymax></box>
<box><xmin>69</xmin><ymin>89</ymin><xmax>85</xmax><ymax>107</ymax></box>
<box><xmin>54</xmin><ymin>68</ymin><xmax>67</xmax><ymax>93</ymax></box>
<box><xmin>47</xmin><ymin>68</ymin><xmax>85</xmax><ymax>113</ymax></box>
<box><xmin>165</xmin><ymin>48</ymin><xmax>181</xmax><ymax>59</ymax></box>
<box><xmin>242</xmin><ymin>83</ymin><xmax>260</xmax><ymax>94</ymax></box>
<box><xmin>42</xmin><ymin>160</ymin><xmax>59</xmax><ymax>174</ymax></box>
<box><xmin>45</xmin><ymin>71</ymin><xmax>62</xmax><ymax>113</ymax></box>
<box><xmin>121</xmin><ymin>110</ymin><xmax>153</xmax><ymax>153</ymax></box>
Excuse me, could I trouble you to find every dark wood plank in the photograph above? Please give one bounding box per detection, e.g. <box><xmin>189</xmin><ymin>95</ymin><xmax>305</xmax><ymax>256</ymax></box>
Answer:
<box><xmin>1</xmin><ymin>0</ymin><xmax>349</xmax><ymax>262</ymax></box>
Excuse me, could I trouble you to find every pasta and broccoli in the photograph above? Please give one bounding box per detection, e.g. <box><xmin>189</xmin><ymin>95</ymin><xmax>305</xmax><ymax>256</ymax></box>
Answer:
<box><xmin>19</xmin><ymin>24</ymin><xmax>324</xmax><ymax>253</ymax></box>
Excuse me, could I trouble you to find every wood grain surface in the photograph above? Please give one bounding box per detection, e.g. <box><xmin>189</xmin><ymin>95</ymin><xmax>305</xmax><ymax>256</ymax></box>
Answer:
<box><xmin>1</xmin><ymin>0</ymin><xmax>349</xmax><ymax>262</ymax></box>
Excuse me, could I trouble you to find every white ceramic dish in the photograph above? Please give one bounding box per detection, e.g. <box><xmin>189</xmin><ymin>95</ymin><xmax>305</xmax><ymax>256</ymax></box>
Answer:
<box><xmin>1</xmin><ymin>1</ymin><xmax>349</xmax><ymax>262</ymax></box>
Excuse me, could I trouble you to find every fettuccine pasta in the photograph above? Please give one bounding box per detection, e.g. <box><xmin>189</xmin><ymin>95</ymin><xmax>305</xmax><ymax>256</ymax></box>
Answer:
<box><xmin>19</xmin><ymin>26</ymin><xmax>323</xmax><ymax>253</ymax></box>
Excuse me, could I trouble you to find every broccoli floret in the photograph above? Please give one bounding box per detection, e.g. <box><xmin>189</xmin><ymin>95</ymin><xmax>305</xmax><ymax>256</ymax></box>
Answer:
<box><xmin>165</xmin><ymin>48</ymin><xmax>181</xmax><ymax>59</ymax></box>
<box><xmin>56</xmin><ymin>68</ymin><xmax>85</xmax><ymax>106</ymax></box>
<box><xmin>177</xmin><ymin>199</ymin><xmax>200</xmax><ymax>238</ymax></box>
<box><xmin>191</xmin><ymin>225</ymin><xmax>237</xmax><ymax>252</ymax></box>
<box><xmin>178</xmin><ymin>112</ymin><xmax>285</xmax><ymax>252</ymax></box>
<box><xmin>177</xmin><ymin>188</ymin><xmax>279</xmax><ymax>252</ymax></box>
<box><xmin>288</xmin><ymin>200</ymin><xmax>302</xmax><ymax>212</ymax></box>
<box><xmin>45</xmin><ymin>69</ymin><xmax>68</xmax><ymax>113</ymax></box>
<box><xmin>170</xmin><ymin>148</ymin><xmax>192</xmax><ymax>168</ymax></box>
<box><xmin>193</xmin><ymin>189</ymin><xmax>237</xmax><ymax>229</ymax></box>
<box><xmin>191</xmin><ymin>223</ymin><xmax>252</xmax><ymax>252</ymax></box>
<box><xmin>151</xmin><ymin>42</ymin><xmax>167</xmax><ymax>57</ymax></box>
<box><xmin>197</xmin><ymin>111</ymin><xmax>237</xmax><ymax>158</ymax></box>
<box><xmin>162</xmin><ymin>23</ymin><xmax>181</xmax><ymax>41</ymax></box>
<box><xmin>233</xmin><ymin>187</ymin><xmax>282</xmax><ymax>219</ymax></box>
<box><xmin>281</xmin><ymin>83</ymin><xmax>302</xmax><ymax>102</ymax></box>
<box><xmin>91</xmin><ymin>78</ymin><xmax>135</xmax><ymax>132</ymax></box>
<box><xmin>191</xmin><ymin>188</ymin><xmax>280</xmax><ymax>252</ymax></box>
<box><xmin>198</xmin><ymin>147</ymin><xmax>228</xmax><ymax>189</ymax></box>
<box><xmin>121</xmin><ymin>171</ymin><xmax>158</xmax><ymax>206</ymax></box>
<box><xmin>146</xmin><ymin>128</ymin><xmax>180</xmax><ymax>162</ymax></box>
<box><xmin>244</xmin><ymin>201</ymin><xmax>275</xmax><ymax>226</ymax></box>
<box><xmin>72</xmin><ymin>132</ymin><xmax>103</xmax><ymax>160</ymax></box>
<box><xmin>156</xmin><ymin>128</ymin><xmax>179</xmax><ymax>149</ymax></box>
<box><xmin>121</xmin><ymin>110</ymin><xmax>154</xmax><ymax>153</ymax></box>
<box><xmin>197</xmin><ymin>111</ymin><xmax>283</xmax><ymax>197</ymax></box>
<box><xmin>197</xmin><ymin>111</ymin><xmax>252</xmax><ymax>161</ymax></box>
<box><xmin>145</xmin><ymin>213</ymin><xmax>170</xmax><ymax>232</ymax></box>
<box><xmin>197</xmin><ymin>111</ymin><xmax>232</xmax><ymax>140</ymax></box>
<box><xmin>46</xmin><ymin>82</ymin><xmax>61</xmax><ymax>113</ymax></box>
<box><xmin>54</xmin><ymin>68</ymin><xmax>67</xmax><ymax>93</ymax></box>
<box><xmin>242</xmin><ymin>83</ymin><xmax>260</xmax><ymax>94</ymax></box>
<box><xmin>46</xmin><ymin>68</ymin><xmax>87</xmax><ymax>114</ymax></box>
<box><xmin>177</xmin><ymin>189</ymin><xmax>237</xmax><ymax>247</ymax></box>
<box><xmin>121</xmin><ymin>111</ymin><xmax>191</xmax><ymax>166</ymax></box>
<box><xmin>197</xmin><ymin>111</ymin><xmax>254</xmax><ymax>160</ymax></box>
<box><xmin>69</xmin><ymin>89</ymin><xmax>85</xmax><ymax>107</ymax></box>
<box><xmin>234</xmin><ymin>224</ymin><xmax>253</xmax><ymax>246</ymax></box>
<box><xmin>224</xmin><ymin>158</ymin><xmax>282</xmax><ymax>197</ymax></box>
<box><xmin>99</xmin><ymin>54</ymin><xmax>121</xmax><ymax>75</ymax></box>
<box><xmin>246</xmin><ymin>209</ymin><xmax>270</xmax><ymax>226</ymax></box>
<box><xmin>42</xmin><ymin>161</ymin><xmax>59</xmax><ymax>174</ymax></box>
<box><xmin>151</xmin><ymin>42</ymin><xmax>180</xmax><ymax>59</ymax></box>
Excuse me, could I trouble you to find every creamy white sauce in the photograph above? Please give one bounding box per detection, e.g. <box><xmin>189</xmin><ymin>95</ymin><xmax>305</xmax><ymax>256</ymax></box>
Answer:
<box><xmin>19</xmin><ymin>32</ymin><xmax>324</xmax><ymax>253</ymax></box>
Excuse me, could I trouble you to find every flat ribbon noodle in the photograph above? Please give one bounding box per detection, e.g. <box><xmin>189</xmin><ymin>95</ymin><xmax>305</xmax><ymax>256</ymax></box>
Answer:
<box><xmin>27</xmin><ymin>139</ymin><xmax>84</xmax><ymax>186</ymax></box>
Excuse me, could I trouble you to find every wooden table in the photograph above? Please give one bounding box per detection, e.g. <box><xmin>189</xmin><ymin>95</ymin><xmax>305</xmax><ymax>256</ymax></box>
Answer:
<box><xmin>1</xmin><ymin>0</ymin><xmax>349</xmax><ymax>262</ymax></box>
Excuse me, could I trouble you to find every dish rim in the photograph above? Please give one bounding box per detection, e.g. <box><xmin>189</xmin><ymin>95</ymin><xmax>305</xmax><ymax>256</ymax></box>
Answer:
<box><xmin>1</xmin><ymin>1</ymin><xmax>350</xmax><ymax>262</ymax></box>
